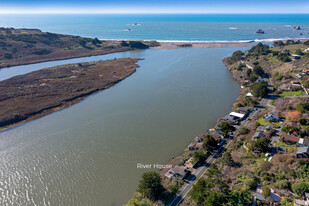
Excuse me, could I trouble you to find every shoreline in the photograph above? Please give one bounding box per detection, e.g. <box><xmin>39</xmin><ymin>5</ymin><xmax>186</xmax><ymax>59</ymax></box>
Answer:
<box><xmin>0</xmin><ymin>58</ymin><xmax>141</xmax><ymax>131</ymax></box>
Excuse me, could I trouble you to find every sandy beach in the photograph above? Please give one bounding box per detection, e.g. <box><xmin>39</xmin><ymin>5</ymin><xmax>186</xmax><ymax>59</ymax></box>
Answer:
<box><xmin>152</xmin><ymin>41</ymin><xmax>257</xmax><ymax>49</ymax></box>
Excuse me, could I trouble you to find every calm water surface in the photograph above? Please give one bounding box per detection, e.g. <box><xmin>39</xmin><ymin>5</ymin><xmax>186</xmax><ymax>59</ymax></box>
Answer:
<box><xmin>0</xmin><ymin>48</ymin><xmax>241</xmax><ymax>205</ymax></box>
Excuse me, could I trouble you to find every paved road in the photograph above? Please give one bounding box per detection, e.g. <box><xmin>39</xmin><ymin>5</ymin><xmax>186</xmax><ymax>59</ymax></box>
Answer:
<box><xmin>167</xmin><ymin>109</ymin><xmax>260</xmax><ymax>206</ymax></box>
<box><xmin>168</xmin><ymin>79</ymin><xmax>274</xmax><ymax>206</ymax></box>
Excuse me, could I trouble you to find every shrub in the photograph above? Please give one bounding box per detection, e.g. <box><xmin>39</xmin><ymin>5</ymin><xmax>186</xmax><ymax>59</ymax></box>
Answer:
<box><xmin>120</xmin><ymin>40</ymin><xmax>129</xmax><ymax>47</ymax></box>
<box><xmin>245</xmin><ymin>178</ymin><xmax>257</xmax><ymax>189</ymax></box>
<box><xmin>262</xmin><ymin>187</ymin><xmax>271</xmax><ymax>197</ymax></box>
<box><xmin>274</xmin><ymin>75</ymin><xmax>283</xmax><ymax>81</ymax></box>
<box><xmin>292</xmin><ymin>182</ymin><xmax>309</xmax><ymax>195</ymax></box>
<box><xmin>304</xmin><ymin>40</ymin><xmax>309</xmax><ymax>46</ymax></box>
<box><xmin>128</xmin><ymin>41</ymin><xmax>149</xmax><ymax>49</ymax></box>
<box><xmin>4</xmin><ymin>53</ymin><xmax>13</xmax><ymax>59</ymax></box>
<box><xmin>274</xmin><ymin>180</ymin><xmax>290</xmax><ymax>190</ymax></box>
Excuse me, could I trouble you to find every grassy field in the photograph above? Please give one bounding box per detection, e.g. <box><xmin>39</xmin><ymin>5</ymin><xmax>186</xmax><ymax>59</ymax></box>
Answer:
<box><xmin>279</xmin><ymin>90</ymin><xmax>304</xmax><ymax>97</ymax></box>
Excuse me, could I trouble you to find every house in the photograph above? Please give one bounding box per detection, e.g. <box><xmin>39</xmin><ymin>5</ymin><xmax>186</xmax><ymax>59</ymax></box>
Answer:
<box><xmin>187</xmin><ymin>141</ymin><xmax>198</xmax><ymax>150</ymax></box>
<box><xmin>281</xmin><ymin>49</ymin><xmax>290</xmax><ymax>54</ymax></box>
<box><xmin>265</xmin><ymin>112</ymin><xmax>280</xmax><ymax>122</ymax></box>
<box><xmin>165</xmin><ymin>166</ymin><xmax>189</xmax><ymax>179</ymax></box>
<box><xmin>173</xmin><ymin>166</ymin><xmax>189</xmax><ymax>179</ymax></box>
<box><xmin>282</xmin><ymin>133</ymin><xmax>299</xmax><ymax>144</ymax></box>
<box><xmin>253</xmin><ymin>131</ymin><xmax>265</xmax><ymax>140</ymax></box>
<box><xmin>235</xmin><ymin>107</ymin><xmax>249</xmax><ymax>115</ymax></box>
<box><xmin>296</xmin><ymin>146</ymin><xmax>309</xmax><ymax>158</ymax></box>
<box><xmin>284</xmin><ymin>121</ymin><xmax>300</xmax><ymax>128</ymax></box>
<box><xmin>257</xmin><ymin>125</ymin><xmax>272</xmax><ymax>132</ymax></box>
<box><xmin>211</xmin><ymin>131</ymin><xmax>224</xmax><ymax>142</ymax></box>
<box><xmin>294</xmin><ymin>192</ymin><xmax>309</xmax><ymax>206</ymax></box>
<box><xmin>195</xmin><ymin>135</ymin><xmax>204</xmax><ymax>143</ymax></box>
<box><xmin>224</xmin><ymin>115</ymin><xmax>239</xmax><ymax>125</ymax></box>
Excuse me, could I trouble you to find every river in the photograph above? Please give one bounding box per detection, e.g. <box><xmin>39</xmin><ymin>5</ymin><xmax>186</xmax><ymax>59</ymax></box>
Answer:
<box><xmin>0</xmin><ymin>47</ymin><xmax>241</xmax><ymax>205</ymax></box>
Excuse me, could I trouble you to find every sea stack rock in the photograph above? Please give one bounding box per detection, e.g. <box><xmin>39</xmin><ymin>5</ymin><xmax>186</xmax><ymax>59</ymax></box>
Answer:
<box><xmin>256</xmin><ymin>29</ymin><xmax>264</xmax><ymax>34</ymax></box>
<box><xmin>295</xmin><ymin>26</ymin><xmax>301</xmax><ymax>30</ymax></box>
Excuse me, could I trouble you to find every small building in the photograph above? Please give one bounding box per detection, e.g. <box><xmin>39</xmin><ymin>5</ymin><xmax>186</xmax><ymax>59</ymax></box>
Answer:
<box><xmin>291</xmin><ymin>54</ymin><xmax>301</xmax><ymax>60</ymax></box>
<box><xmin>246</xmin><ymin>92</ymin><xmax>253</xmax><ymax>97</ymax></box>
<box><xmin>304</xmin><ymin>69</ymin><xmax>309</xmax><ymax>75</ymax></box>
<box><xmin>292</xmin><ymin>81</ymin><xmax>301</xmax><ymax>87</ymax></box>
<box><xmin>265</xmin><ymin>112</ymin><xmax>280</xmax><ymax>122</ymax></box>
<box><xmin>282</xmin><ymin>133</ymin><xmax>299</xmax><ymax>144</ymax></box>
<box><xmin>296</xmin><ymin>146</ymin><xmax>309</xmax><ymax>158</ymax></box>
<box><xmin>281</xmin><ymin>49</ymin><xmax>290</xmax><ymax>54</ymax></box>
<box><xmin>229</xmin><ymin>112</ymin><xmax>245</xmax><ymax>120</ymax></box>
<box><xmin>257</xmin><ymin>125</ymin><xmax>272</xmax><ymax>132</ymax></box>
<box><xmin>299</xmin><ymin>138</ymin><xmax>309</xmax><ymax>146</ymax></box>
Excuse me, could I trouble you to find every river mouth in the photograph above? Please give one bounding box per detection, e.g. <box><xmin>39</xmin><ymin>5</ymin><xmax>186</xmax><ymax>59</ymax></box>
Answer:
<box><xmin>0</xmin><ymin>47</ymin><xmax>241</xmax><ymax>205</ymax></box>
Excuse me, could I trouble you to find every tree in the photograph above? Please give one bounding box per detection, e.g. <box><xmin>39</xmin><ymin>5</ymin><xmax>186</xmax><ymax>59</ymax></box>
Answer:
<box><xmin>286</xmin><ymin>111</ymin><xmax>302</xmax><ymax>122</ymax></box>
<box><xmin>281</xmin><ymin>125</ymin><xmax>299</xmax><ymax>133</ymax></box>
<box><xmin>202</xmin><ymin>135</ymin><xmax>217</xmax><ymax>151</ymax></box>
<box><xmin>193</xmin><ymin>150</ymin><xmax>207</xmax><ymax>164</ymax></box>
<box><xmin>292</xmin><ymin>182</ymin><xmax>309</xmax><ymax>195</ymax></box>
<box><xmin>249</xmin><ymin>75</ymin><xmax>258</xmax><ymax>82</ymax></box>
<box><xmin>304</xmin><ymin>40</ymin><xmax>309</xmax><ymax>46</ymax></box>
<box><xmin>226</xmin><ymin>50</ymin><xmax>244</xmax><ymax>65</ymax></box>
<box><xmin>228</xmin><ymin>190</ymin><xmax>252</xmax><ymax>206</ymax></box>
<box><xmin>120</xmin><ymin>40</ymin><xmax>129</xmax><ymax>47</ymax></box>
<box><xmin>219</xmin><ymin>121</ymin><xmax>236</xmax><ymax>136</ymax></box>
<box><xmin>246</xmin><ymin>69</ymin><xmax>252</xmax><ymax>77</ymax></box>
<box><xmin>250</xmin><ymin>81</ymin><xmax>268</xmax><ymax>97</ymax></box>
<box><xmin>297</xmin><ymin>102</ymin><xmax>309</xmax><ymax>113</ymax></box>
<box><xmin>221</xmin><ymin>151</ymin><xmax>235</xmax><ymax>167</ymax></box>
<box><xmin>251</xmin><ymin>137</ymin><xmax>270</xmax><ymax>153</ymax></box>
<box><xmin>239</xmin><ymin>127</ymin><xmax>249</xmax><ymax>135</ymax></box>
<box><xmin>262</xmin><ymin>187</ymin><xmax>271</xmax><ymax>197</ymax></box>
<box><xmin>137</xmin><ymin>172</ymin><xmax>164</xmax><ymax>201</ymax></box>
<box><xmin>253</xmin><ymin>65</ymin><xmax>265</xmax><ymax>76</ymax></box>
<box><xmin>299</xmin><ymin>118</ymin><xmax>309</xmax><ymax>125</ymax></box>
<box><xmin>247</xmin><ymin>43</ymin><xmax>270</xmax><ymax>56</ymax></box>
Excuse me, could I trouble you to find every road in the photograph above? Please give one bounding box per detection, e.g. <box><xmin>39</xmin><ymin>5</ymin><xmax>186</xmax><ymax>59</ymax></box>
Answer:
<box><xmin>167</xmin><ymin>79</ymin><xmax>274</xmax><ymax>206</ymax></box>
<box><xmin>167</xmin><ymin>108</ymin><xmax>260</xmax><ymax>206</ymax></box>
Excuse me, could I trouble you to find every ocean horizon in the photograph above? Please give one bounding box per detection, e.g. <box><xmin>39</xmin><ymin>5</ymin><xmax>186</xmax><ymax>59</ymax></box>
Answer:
<box><xmin>0</xmin><ymin>14</ymin><xmax>308</xmax><ymax>42</ymax></box>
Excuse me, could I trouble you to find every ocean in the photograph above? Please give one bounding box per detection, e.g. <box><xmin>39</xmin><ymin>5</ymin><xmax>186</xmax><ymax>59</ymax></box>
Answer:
<box><xmin>0</xmin><ymin>14</ymin><xmax>308</xmax><ymax>41</ymax></box>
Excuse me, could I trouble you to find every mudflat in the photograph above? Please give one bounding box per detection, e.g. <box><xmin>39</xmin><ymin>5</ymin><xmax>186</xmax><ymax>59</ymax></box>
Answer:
<box><xmin>0</xmin><ymin>58</ymin><xmax>141</xmax><ymax>129</ymax></box>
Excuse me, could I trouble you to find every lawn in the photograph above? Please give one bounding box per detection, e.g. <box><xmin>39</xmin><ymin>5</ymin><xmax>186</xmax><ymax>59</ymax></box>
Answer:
<box><xmin>279</xmin><ymin>90</ymin><xmax>304</xmax><ymax>97</ymax></box>
<box><xmin>258</xmin><ymin>118</ymin><xmax>281</xmax><ymax>127</ymax></box>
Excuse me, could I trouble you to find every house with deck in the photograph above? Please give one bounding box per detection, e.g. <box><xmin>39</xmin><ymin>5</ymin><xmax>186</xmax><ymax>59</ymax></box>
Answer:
<box><xmin>296</xmin><ymin>146</ymin><xmax>309</xmax><ymax>158</ymax></box>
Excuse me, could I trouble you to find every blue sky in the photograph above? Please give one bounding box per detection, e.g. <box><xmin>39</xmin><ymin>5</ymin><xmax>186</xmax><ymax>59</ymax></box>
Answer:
<box><xmin>0</xmin><ymin>0</ymin><xmax>308</xmax><ymax>14</ymax></box>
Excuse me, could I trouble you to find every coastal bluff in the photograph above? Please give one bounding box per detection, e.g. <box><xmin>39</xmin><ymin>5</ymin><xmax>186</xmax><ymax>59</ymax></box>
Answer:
<box><xmin>0</xmin><ymin>58</ymin><xmax>141</xmax><ymax>129</ymax></box>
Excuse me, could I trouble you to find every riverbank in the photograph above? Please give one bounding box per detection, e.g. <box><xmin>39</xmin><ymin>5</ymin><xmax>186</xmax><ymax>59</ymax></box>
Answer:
<box><xmin>0</xmin><ymin>58</ymin><xmax>141</xmax><ymax>130</ymax></box>
<box><xmin>129</xmin><ymin>40</ymin><xmax>309</xmax><ymax>206</ymax></box>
